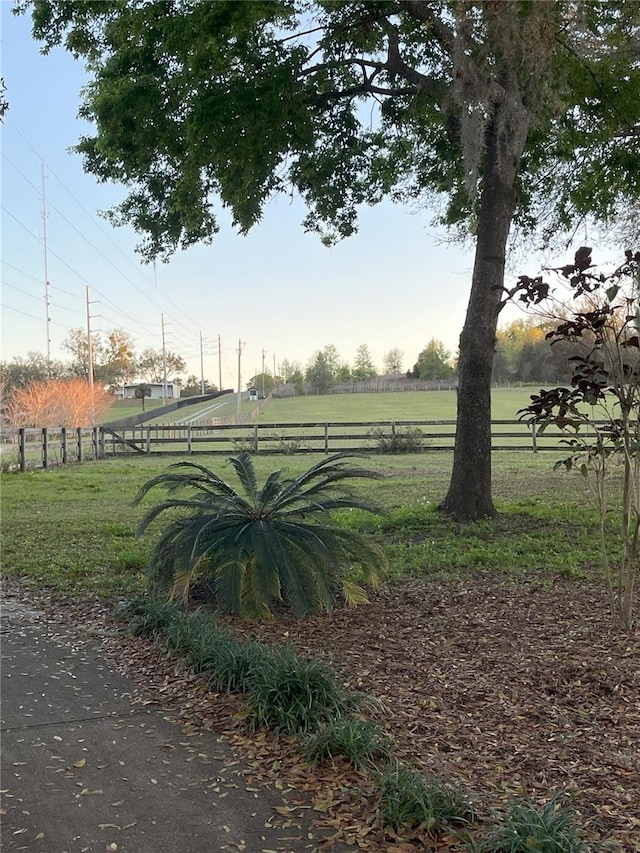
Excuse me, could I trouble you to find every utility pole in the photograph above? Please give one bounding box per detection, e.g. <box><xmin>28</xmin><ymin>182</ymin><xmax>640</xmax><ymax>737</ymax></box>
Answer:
<box><xmin>199</xmin><ymin>331</ymin><xmax>205</xmax><ymax>395</ymax></box>
<box><xmin>161</xmin><ymin>313</ymin><xmax>168</xmax><ymax>405</ymax></box>
<box><xmin>236</xmin><ymin>339</ymin><xmax>243</xmax><ymax>420</ymax></box>
<box><xmin>85</xmin><ymin>285</ymin><xmax>94</xmax><ymax>390</ymax></box>
<box><xmin>41</xmin><ymin>163</ymin><xmax>52</xmax><ymax>368</ymax></box>
<box><xmin>218</xmin><ymin>334</ymin><xmax>222</xmax><ymax>392</ymax></box>
<box><xmin>261</xmin><ymin>348</ymin><xmax>266</xmax><ymax>399</ymax></box>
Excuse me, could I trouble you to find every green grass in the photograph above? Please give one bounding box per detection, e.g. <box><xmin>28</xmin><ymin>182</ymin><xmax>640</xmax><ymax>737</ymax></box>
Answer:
<box><xmin>0</xmin><ymin>450</ymin><xmax>609</xmax><ymax>600</ymax></box>
<box><xmin>104</xmin><ymin>398</ymin><xmax>167</xmax><ymax>422</ymax></box>
<box><xmin>258</xmin><ymin>387</ymin><xmax>540</xmax><ymax>423</ymax></box>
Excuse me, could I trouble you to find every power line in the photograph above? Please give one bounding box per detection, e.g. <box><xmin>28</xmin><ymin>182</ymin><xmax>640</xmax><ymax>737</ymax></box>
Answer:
<box><xmin>5</xmin><ymin>123</ymin><xmax>210</xmax><ymax>339</ymax></box>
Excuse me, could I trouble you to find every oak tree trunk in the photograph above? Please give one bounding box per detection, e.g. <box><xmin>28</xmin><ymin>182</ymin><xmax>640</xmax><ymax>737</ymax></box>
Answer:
<box><xmin>441</xmin><ymin>113</ymin><xmax>525</xmax><ymax>521</ymax></box>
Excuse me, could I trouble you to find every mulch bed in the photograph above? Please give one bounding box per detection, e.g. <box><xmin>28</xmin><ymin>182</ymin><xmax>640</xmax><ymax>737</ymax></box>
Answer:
<box><xmin>9</xmin><ymin>575</ymin><xmax>640</xmax><ymax>851</ymax></box>
<box><xmin>221</xmin><ymin>575</ymin><xmax>640</xmax><ymax>850</ymax></box>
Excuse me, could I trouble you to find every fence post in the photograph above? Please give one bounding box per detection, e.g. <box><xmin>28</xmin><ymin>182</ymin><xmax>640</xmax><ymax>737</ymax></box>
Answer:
<box><xmin>531</xmin><ymin>422</ymin><xmax>538</xmax><ymax>453</ymax></box>
<box><xmin>91</xmin><ymin>426</ymin><xmax>98</xmax><ymax>459</ymax></box>
<box><xmin>146</xmin><ymin>426</ymin><xmax>151</xmax><ymax>454</ymax></box>
<box><xmin>98</xmin><ymin>427</ymin><xmax>106</xmax><ymax>459</ymax></box>
<box><xmin>42</xmin><ymin>427</ymin><xmax>50</xmax><ymax>469</ymax></box>
<box><xmin>324</xmin><ymin>423</ymin><xmax>329</xmax><ymax>453</ymax></box>
<box><xmin>61</xmin><ymin>427</ymin><xmax>68</xmax><ymax>464</ymax></box>
<box><xmin>253</xmin><ymin>423</ymin><xmax>259</xmax><ymax>453</ymax></box>
<box><xmin>19</xmin><ymin>428</ymin><xmax>26</xmax><ymax>472</ymax></box>
<box><xmin>187</xmin><ymin>426</ymin><xmax>192</xmax><ymax>455</ymax></box>
<box><xmin>77</xmin><ymin>427</ymin><xmax>83</xmax><ymax>462</ymax></box>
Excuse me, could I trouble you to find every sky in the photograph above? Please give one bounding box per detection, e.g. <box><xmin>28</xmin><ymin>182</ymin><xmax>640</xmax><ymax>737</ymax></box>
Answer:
<box><xmin>1</xmin><ymin>4</ymin><xmax>528</xmax><ymax>391</ymax></box>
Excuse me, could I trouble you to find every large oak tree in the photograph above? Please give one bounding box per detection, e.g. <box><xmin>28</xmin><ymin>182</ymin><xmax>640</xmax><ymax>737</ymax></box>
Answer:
<box><xmin>21</xmin><ymin>0</ymin><xmax>640</xmax><ymax>518</ymax></box>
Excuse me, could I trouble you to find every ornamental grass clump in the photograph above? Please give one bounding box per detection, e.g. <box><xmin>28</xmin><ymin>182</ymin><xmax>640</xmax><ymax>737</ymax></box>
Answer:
<box><xmin>245</xmin><ymin>646</ymin><xmax>356</xmax><ymax>735</ymax></box>
<box><xmin>378</xmin><ymin>762</ymin><xmax>474</xmax><ymax>834</ymax></box>
<box><xmin>478</xmin><ymin>793</ymin><xmax>591</xmax><ymax>853</ymax></box>
<box><xmin>134</xmin><ymin>452</ymin><xmax>386</xmax><ymax>618</ymax></box>
<box><xmin>303</xmin><ymin>717</ymin><xmax>394</xmax><ymax>770</ymax></box>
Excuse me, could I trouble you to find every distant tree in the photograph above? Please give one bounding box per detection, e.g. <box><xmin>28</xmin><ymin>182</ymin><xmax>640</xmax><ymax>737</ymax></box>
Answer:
<box><xmin>134</xmin><ymin>383</ymin><xmax>152</xmax><ymax>411</ymax></box>
<box><xmin>181</xmin><ymin>374</ymin><xmax>217</xmax><ymax>397</ymax></box>
<box><xmin>247</xmin><ymin>371</ymin><xmax>274</xmax><ymax>397</ymax></box>
<box><xmin>321</xmin><ymin>345</ymin><xmax>342</xmax><ymax>379</ymax></box>
<box><xmin>6</xmin><ymin>378</ymin><xmax>112</xmax><ymax>427</ymax></box>
<box><xmin>305</xmin><ymin>351</ymin><xmax>334</xmax><ymax>395</ymax></box>
<box><xmin>352</xmin><ymin>344</ymin><xmax>377</xmax><ymax>382</ymax></box>
<box><xmin>383</xmin><ymin>348</ymin><xmax>404</xmax><ymax>375</ymax></box>
<box><xmin>409</xmin><ymin>340</ymin><xmax>455</xmax><ymax>381</ymax></box>
<box><xmin>135</xmin><ymin>348</ymin><xmax>186</xmax><ymax>384</ymax></box>
<box><xmin>279</xmin><ymin>360</ymin><xmax>304</xmax><ymax>394</ymax></box>
<box><xmin>279</xmin><ymin>359</ymin><xmax>302</xmax><ymax>384</ymax></box>
<box><xmin>0</xmin><ymin>352</ymin><xmax>70</xmax><ymax>390</ymax></box>
<box><xmin>493</xmin><ymin>318</ymin><xmax>575</xmax><ymax>384</ymax></box>
<box><xmin>335</xmin><ymin>362</ymin><xmax>352</xmax><ymax>384</ymax></box>
<box><xmin>62</xmin><ymin>327</ymin><xmax>136</xmax><ymax>387</ymax></box>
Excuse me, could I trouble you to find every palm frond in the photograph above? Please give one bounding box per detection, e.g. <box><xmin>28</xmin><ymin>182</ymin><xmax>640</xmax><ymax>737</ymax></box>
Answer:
<box><xmin>133</xmin><ymin>461</ymin><xmax>241</xmax><ymax>503</ymax></box>
<box><xmin>226</xmin><ymin>452</ymin><xmax>259</xmax><ymax>501</ymax></box>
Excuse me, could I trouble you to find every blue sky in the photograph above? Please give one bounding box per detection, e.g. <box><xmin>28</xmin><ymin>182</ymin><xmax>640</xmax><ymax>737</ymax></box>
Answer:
<box><xmin>1</xmin><ymin>4</ymin><xmax>527</xmax><ymax>389</ymax></box>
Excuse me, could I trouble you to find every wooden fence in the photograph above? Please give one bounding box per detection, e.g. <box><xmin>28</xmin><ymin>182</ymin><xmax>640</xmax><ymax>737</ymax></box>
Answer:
<box><xmin>1</xmin><ymin>420</ymin><xmax>583</xmax><ymax>471</ymax></box>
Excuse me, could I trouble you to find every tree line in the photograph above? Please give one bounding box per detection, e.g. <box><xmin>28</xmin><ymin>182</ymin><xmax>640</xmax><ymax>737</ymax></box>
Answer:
<box><xmin>0</xmin><ymin>328</ymin><xmax>189</xmax><ymax>392</ymax></box>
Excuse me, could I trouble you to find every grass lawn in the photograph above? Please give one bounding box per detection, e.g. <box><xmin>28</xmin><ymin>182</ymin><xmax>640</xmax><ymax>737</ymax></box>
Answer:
<box><xmin>0</xmin><ymin>450</ymin><xmax>606</xmax><ymax>598</ymax></box>
<box><xmin>104</xmin><ymin>398</ymin><xmax>167</xmax><ymax>422</ymax></box>
<box><xmin>258</xmin><ymin>387</ymin><xmax>539</xmax><ymax>423</ymax></box>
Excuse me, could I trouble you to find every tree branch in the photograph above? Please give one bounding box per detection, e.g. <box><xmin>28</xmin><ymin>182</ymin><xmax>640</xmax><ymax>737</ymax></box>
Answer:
<box><xmin>397</xmin><ymin>0</ymin><xmax>455</xmax><ymax>55</ymax></box>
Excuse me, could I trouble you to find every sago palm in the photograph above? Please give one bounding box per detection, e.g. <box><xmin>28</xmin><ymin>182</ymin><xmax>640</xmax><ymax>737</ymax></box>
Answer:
<box><xmin>133</xmin><ymin>452</ymin><xmax>387</xmax><ymax>618</ymax></box>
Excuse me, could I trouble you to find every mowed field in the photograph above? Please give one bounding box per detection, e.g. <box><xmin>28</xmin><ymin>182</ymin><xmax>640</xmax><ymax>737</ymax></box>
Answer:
<box><xmin>257</xmin><ymin>387</ymin><xmax>537</xmax><ymax>423</ymax></box>
<box><xmin>103</xmin><ymin>387</ymin><xmax>540</xmax><ymax>426</ymax></box>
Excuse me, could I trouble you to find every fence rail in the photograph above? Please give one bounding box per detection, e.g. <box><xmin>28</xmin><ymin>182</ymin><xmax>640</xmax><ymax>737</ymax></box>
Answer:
<box><xmin>0</xmin><ymin>420</ymin><xmax>596</xmax><ymax>471</ymax></box>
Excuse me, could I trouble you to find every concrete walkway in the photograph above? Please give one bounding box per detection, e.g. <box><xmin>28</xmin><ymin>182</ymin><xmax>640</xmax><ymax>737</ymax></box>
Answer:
<box><xmin>0</xmin><ymin>597</ymin><xmax>340</xmax><ymax>853</ymax></box>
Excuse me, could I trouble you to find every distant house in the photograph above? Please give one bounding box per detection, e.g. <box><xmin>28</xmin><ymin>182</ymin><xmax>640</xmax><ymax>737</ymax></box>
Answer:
<box><xmin>117</xmin><ymin>383</ymin><xmax>179</xmax><ymax>400</ymax></box>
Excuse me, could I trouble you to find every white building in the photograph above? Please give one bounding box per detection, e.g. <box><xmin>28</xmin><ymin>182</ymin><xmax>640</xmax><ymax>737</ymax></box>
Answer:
<box><xmin>118</xmin><ymin>383</ymin><xmax>180</xmax><ymax>400</ymax></box>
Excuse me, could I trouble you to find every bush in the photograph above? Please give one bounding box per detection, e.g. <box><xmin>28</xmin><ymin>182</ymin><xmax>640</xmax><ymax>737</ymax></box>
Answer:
<box><xmin>378</xmin><ymin>762</ymin><xmax>474</xmax><ymax>833</ymax></box>
<box><xmin>478</xmin><ymin>794</ymin><xmax>591</xmax><ymax>853</ymax></box>
<box><xmin>134</xmin><ymin>452</ymin><xmax>385</xmax><ymax>617</ymax></box>
<box><xmin>369</xmin><ymin>426</ymin><xmax>424</xmax><ymax>453</ymax></box>
<box><xmin>303</xmin><ymin>717</ymin><xmax>394</xmax><ymax>769</ymax></box>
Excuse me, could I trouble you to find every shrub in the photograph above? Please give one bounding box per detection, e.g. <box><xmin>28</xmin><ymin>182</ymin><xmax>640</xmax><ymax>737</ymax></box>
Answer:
<box><xmin>134</xmin><ymin>452</ymin><xmax>386</xmax><ymax>617</ymax></box>
<box><xmin>369</xmin><ymin>426</ymin><xmax>424</xmax><ymax>454</ymax></box>
<box><xmin>378</xmin><ymin>762</ymin><xmax>474</xmax><ymax>833</ymax></box>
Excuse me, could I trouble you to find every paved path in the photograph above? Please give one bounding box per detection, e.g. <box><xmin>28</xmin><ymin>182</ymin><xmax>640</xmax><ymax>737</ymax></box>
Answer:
<box><xmin>0</xmin><ymin>598</ymin><xmax>338</xmax><ymax>853</ymax></box>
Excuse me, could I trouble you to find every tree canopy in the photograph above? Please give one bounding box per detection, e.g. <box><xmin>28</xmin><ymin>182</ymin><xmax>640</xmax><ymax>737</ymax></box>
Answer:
<box><xmin>409</xmin><ymin>339</ymin><xmax>454</xmax><ymax>381</ymax></box>
<box><xmin>21</xmin><ymin>0</ymin><xmax>640</xmax><ymax>518</ymax></box>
